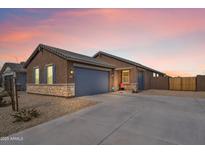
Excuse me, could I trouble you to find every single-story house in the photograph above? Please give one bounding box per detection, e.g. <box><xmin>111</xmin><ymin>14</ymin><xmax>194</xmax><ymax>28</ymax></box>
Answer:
<box><xmin>24</xmin><ymin>44</ymin><xmax>165</xmax><ymax>97</ymax></box>
<box><xmin>93</xmin><ymin>51</ymin><xmax>165</xmax><ymax>91</ymax></box>
<box><xmin>24</xmin><ymin>44</ymin><xmax>115</xmax><ymax>97</ymax></box>
<box><xmin>0</xmin><ymin>62</ymin><xmax>27</xmax><ymax>91</ymax></box>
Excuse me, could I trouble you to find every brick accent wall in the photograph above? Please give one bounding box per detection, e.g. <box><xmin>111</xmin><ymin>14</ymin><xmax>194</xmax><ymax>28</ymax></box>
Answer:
<box><xmin>27</xmin><ymin>83</ymin><xmax>75</xmax><ymax>97</ymax></box>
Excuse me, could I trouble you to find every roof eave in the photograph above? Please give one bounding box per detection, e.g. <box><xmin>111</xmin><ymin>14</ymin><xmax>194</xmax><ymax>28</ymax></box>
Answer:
<box><xmin>44</xmin><ymin>47</ymin><xmax>115</xmax><ymax>69</ymax></box>
<box><xmin>66</xmin><ymin>57</ymin><xmax>115</xmax><ymax>69</ymax></box>
<box><xmin>93</xmin><ymin>51</ymin><xmax>165</xmax><ymax>75</ymax></box>
<box><xmin>24</xmin><ymin>44</ymin><xmax>41</xmax><ymax>68</ymax></box>
<box><xmin>93</xmin><ymin>51</ymin><xmax>101</xmax><ymax>58</ymax></box>
<box><xmin>24</xmin><ymin>45</ymin><xmax>115</xmax><ymax>69</ymax></box>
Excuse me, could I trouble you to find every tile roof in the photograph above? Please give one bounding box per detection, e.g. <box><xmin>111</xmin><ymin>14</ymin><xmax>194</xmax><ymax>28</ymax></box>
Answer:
<box><xmin>93</xmin><ymin>51</ymin><xmax>165</xmax><ymax>75</ymax></box>
<box><xmin>24</xmin><ymin>44</ymin><xmax>115</xmax><ymax>69</ymax></box>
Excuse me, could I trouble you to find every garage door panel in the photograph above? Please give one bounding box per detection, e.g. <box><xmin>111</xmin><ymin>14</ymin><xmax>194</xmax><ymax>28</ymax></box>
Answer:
<box><xmin>75</xmin><ymin>67</ymin><xmax>109</xmax><ymax>96</ymax></box>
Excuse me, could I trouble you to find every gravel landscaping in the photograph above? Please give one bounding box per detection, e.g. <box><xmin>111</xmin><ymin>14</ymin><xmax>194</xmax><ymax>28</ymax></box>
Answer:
<box><xmin>138</xmin><ymin>89</ymin><xmax>205</xmax><ymax>98</ymax></box>
<box><xmin>0</xmin><ymin>92</ymin><xmax>97</xmax><ymax>137</ymax></box>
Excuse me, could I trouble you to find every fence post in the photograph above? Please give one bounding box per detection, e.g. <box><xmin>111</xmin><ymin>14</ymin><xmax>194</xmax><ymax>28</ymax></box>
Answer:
<box><xmin>9</xmin><ymin>77</ymin><xmax>15</xmax><ymax>111</ymax></box>
<box><xmin>196</xmin><ymin>76</ymin><xmax>198</xmax><ymax>91</ymax></box>
<box><xmin>180</xmin><ymin>77</ymin><xmax>182</xmax><ymax>91</ymax></box>
<box><xmin>13</xmin><ymin>75</ymin><xmax>19</xmax><ymax>111</ymax></box>
<box><xmin>168</xmin><ymin>77</ymin><xmax>170</xmax><ymax>90</ymax></box>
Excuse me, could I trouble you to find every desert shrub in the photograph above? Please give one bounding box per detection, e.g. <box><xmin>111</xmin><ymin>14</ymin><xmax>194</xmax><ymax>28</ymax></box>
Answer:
<box><xmin>0</xmin><ymin>91</ymin><xmax>10</xmax><ymax>107</ymax></box>
<box><xmin>0</xmin><ymin>97</ymin><xmax>7</xmax><ymax>106</ymax></box>
<box><xmin>29</xmin><ymin>108</ymin><xmax>40</xmax><ymax>118</ymax></box>
<box><xmin>11</xmin><ymin>108</ymin><xmax>40</xmax><ymax>123</ymax></box>
<box><xmin>0</xmin><ymin>90</ymin><xmax>8</xmax><ymax>97</ymax></box>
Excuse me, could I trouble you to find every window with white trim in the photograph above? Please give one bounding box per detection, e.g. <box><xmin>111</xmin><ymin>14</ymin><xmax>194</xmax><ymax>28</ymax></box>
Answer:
<box><xmin>122</xmin><ymin>70</ymin><xmax>130</xmax><ymax>83</ymax></box>
<box><xmin>47</xmin><ymin>65</ymin><xmax>53</xmax><ymax>84</ymax></box>
<box><xmin>34</xmin><ymin>68</ymin><xmax>40</xmax><ymax>84</ymax></box>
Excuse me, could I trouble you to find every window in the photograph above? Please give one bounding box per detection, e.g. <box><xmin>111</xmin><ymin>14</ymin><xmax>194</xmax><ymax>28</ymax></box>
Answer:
<box><xmin>34</xmin><ymin>68</ymin><xmax>40</xmax><ymax>84</ymax></box>
<box><xmin>47</xmin><ymin>65</ymin><xmax>53</xmax><ymax>84</ymax></box>
<box><xmin>153</xmin><ymin>73</ymin><xmax>159</xmax><ymax>78</ymax></box>
<box><xmin>122</xmin><ymin>70</ymin><xmax>130</xmax><ymax>83</ymax></box>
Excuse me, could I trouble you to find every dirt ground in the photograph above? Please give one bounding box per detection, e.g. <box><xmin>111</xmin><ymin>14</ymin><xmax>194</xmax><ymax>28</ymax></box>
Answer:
<box><xmin>138</xmin><ymin>89</ymin><xmax>205</xmax><ymax>98</ymax></box>
<box><xmin>0</xmin><ymin>92</ymin><xmax>97</xmax><ymax>137</ymax></box>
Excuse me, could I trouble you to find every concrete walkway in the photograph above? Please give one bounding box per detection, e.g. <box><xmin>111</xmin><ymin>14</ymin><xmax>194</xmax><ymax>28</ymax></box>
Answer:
<box><xmin>1</xmin><ymin>93</ymin><xmax>205</xmax><ymax>145</ymax></box>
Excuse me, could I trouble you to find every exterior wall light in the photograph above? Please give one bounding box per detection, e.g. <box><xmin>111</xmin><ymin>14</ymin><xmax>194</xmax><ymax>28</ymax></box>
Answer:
<box><xmin>70</xmin><ymin>70</ymin><xmax>74</xmax><ymax>74</ymax></box>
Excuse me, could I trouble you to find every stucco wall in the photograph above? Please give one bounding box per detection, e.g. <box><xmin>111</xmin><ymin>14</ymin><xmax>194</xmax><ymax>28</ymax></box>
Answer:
<box><xmin>96</xmin><ymin>54</ymin><xmax>158</xmax><ymax>91</ymax></box>
<box><xmin>95</xmin><ymin>54</ymin><xmax>135</xmax><ymax>68</ymax></box>
<box><xmin>96</xmin><ymin>54</ymin><xmax>137</xmax><ymax>91</ymax></box>
<box><xmin>26</xmin><ymin>48</ymin><xmax>69</xmax><ymax>84</ymax></box>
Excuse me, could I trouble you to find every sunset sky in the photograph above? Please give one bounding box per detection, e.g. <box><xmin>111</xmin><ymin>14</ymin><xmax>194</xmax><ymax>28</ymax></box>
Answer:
<box><xmin>0</xmin><ymin>9</ymin><xmax>205</xmax><ymax>77</ymax></box>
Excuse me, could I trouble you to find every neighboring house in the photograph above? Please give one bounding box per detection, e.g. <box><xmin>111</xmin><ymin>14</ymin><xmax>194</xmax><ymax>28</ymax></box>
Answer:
<box><xmin>0</xmin><ymin>73</ymin><xmax>2</xmax><ymax>87</ymax></box>
<box><xmin>0</xmin><ymin>62</ymin><xmax>27</xmax><ymax>91</ymax></box>
<box><xmin>24</xmin><ymin>44</ymin><xmax>115</xmax><ymax>97</ymax></box>
<box><xmin>93</xmin><ymin>51</ymin><xmax>165</xmax><ymax>91</ymax></box>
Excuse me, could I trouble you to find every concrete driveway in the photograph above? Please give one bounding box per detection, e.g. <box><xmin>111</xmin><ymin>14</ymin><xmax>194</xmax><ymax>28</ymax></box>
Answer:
<box><xmin>1</xmin><ymin>93</ymin><xmax>205</xmax><ymax>145</ymax></box>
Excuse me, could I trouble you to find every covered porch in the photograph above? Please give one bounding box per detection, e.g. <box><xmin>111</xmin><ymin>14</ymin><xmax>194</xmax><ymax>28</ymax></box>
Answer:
<box><xmin>112</xmin><ymin>67</ymin><xmax>138</xmax><ymax>92</ymax></box>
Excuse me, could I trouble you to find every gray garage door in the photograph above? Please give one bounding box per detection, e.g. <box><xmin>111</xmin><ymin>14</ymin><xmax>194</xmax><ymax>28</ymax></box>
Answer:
<box><xmin>75</xmin><ymin>67</ymin><xmax>109</xmax><ymax>97</ymax></box>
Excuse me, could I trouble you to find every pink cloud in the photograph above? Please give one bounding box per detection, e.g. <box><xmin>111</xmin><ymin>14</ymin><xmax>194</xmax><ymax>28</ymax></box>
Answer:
<box><xmin>164</xmin><ymin>70</ymin><xmax>194</xmax><ymax>77</ymax></box>
<box><xmin>0</xmin><ymin>9</ymin><xmax>205</xmax><ymax>76</ymax></box>
<box><xmin>0</xmin><ymin>31</ymin><xmax>41</xmax><ymax>42</ymax></box>
<box><xmin>70</xmin><ymin>9</ymin><xmax>205</xmax><ymax>38</ymax></box>
<box><xmin>131</xmin><ymin>43</ymin><xmax>205</xmax><ymax>76</ymax></box>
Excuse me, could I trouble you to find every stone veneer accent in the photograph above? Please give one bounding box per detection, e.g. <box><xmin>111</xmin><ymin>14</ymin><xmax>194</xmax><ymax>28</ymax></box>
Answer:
<box><xmin>123</xmin><ymin>82</ymin><xmax>138</xmax><ymax>92</ymax></box>
<box><xmin>27</xmin><ymin>83</ymin><xmax>75</xmax><ymax>97</ymax></box>
<box><xmin>131</xmin><ymin>82</ymin><xmax>138</xmax><ymax>92</ymax></box>
<box><xmin>113</xmin><ymin>82</ymin><xmax>138</xmax><ymax>92</ymax></box>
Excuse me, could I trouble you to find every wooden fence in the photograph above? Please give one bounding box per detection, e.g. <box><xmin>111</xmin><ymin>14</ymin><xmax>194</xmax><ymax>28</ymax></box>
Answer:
<box><xmin>196</xmin><ymin>75</ymin><xmax>205</xmax><ymax>91</ymax></box>
<box><xmin>150</xmin><ymin>75</ymin><xmax>205</xmax><ymax>91</ymax></box>
<box><xmin>150</xmin><ymin>77</ymin><xmax>169</xmax><ymax>90</ymax></box>
<box><xmin>182</xmin><ymin>77</ymin><xmax>196</xmax><ymax>91</ymax></box>
<box><xmin>169</xmin><ymin>77</ymin><xmax>196</xmax><ymax>91</ymax></box>
<box><xmin>169</xmin><ymin>77</ymin><xmax>181</xmax><ymax>90</ymax></box>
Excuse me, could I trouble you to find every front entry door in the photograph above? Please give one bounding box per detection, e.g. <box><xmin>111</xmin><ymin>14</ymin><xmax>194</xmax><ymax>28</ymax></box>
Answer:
<box><xmin>138</xmin><ymin>71</ymin><xmax>144</xmax><ymax>90</ymax></box>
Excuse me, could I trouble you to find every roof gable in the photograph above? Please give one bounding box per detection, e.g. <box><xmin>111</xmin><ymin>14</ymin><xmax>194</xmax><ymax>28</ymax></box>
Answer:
<box><xmin>93</xmin><ymin>51</ymin><xmax>165</xmax><ymax>75</ymax></box>
<box><xmin>4</xmin><ymin>67</ymin><xmax>12</xmax><ymax>73</ymax></box>
<box><xmin>24</xmin><ymin>44</ymin><xmax>115</xmax><ymax>69</ymax></box>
